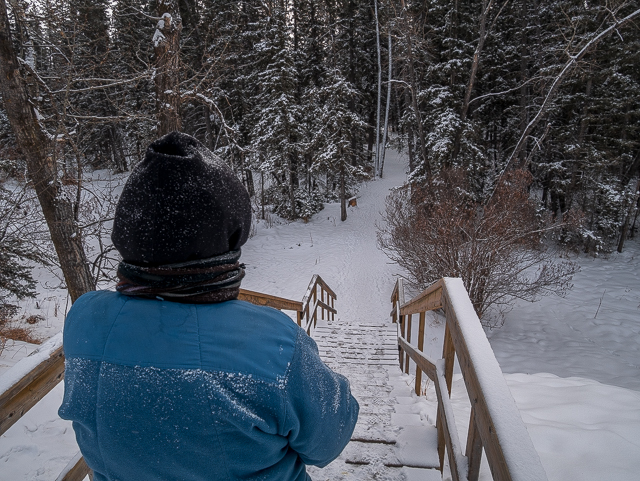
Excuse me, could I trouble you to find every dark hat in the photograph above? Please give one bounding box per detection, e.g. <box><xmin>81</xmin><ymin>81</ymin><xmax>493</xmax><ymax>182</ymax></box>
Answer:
<box><xmin>111</xmin><ymin>132</ymin><xmax>252</xmax><ymax>266</ymax></box>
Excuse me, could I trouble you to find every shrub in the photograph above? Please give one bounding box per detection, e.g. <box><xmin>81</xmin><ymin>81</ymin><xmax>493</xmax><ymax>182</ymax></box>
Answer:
<box><xmin>0</xmin><ymin>303</ymin><xmax>41</xmax><ymax>349</ymax></box>
<box><xmin>377</xmin><ymin>169</ymin><xmax>579</xmax><ymax>325</ymax></box>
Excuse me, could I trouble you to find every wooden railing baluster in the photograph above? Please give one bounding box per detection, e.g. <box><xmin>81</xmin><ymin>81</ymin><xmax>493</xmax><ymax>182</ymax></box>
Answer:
<box><xmin>466</xmin><ymin>406</ymin><xmax>483</xmax><ymax>481</ymax></box>
<box><xmin>414</xmin><ymin>311</ymin><xmax>426</xmax><ymax>395</ymax></box>
<box><xmin>405</xmin><ymin>314</ymin><xmax>412</xmax><ymax>374</ymax></box>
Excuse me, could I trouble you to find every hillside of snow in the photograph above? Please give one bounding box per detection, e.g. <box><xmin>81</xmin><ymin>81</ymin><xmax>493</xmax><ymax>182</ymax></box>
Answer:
<box><xmin>0</xmin><ymin>149</ymin><xmax>639</xmax><ymax>480</ymax></box>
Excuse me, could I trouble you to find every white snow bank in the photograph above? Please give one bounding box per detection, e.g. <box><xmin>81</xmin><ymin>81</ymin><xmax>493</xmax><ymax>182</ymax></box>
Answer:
<box><xmin>415</xmin><ymin>372</ymin><xmax>640</xmax><ymax>481</ymax></box>
<box><xmin>507</xmin><ymin>373</ymin><xmax>640</xmax><ymax>481</ymax></box>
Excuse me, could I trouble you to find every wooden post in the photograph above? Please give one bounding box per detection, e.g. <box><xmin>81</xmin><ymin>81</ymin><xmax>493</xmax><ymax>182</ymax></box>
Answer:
<box><xmin>405</xmin><ymin>314</ymin><xmax>412</xmax><ymax>374</ymax></box>
<box><xmin>436</xmin><ymin>405</ymin><xmax>445</xmax><ymax>471</ymax></box>
<box><xmin>296</xmin><ymin>310</ymin><xmax>302</xmax><ymax>327</ymax></box>
<box><xmin>466</xmin><ymin>405</ymin><xmax>483</xmax><ymax>481</ymax></box>
<box><xmin>313</xmin><ymin>285</ymin><xmax>317</xmax><ymax>321</ymax></box>
<box><xmin>399</xmin><ymin>314</ymin><xmax>406</xmax><ymax>371</ymax></box>
<box><xmin>331</xmin><ymin>297</ymin><xmax>335</xmax><ymax>320</ymax></box>
<box><xmin>442</xmin><ymin>323</ymin><xmax>455</xmax><ymax>395</ymax></box>
<box><xmin>414</xmin><ymin>311</ymin><xmax>426</xmax><ymax>395</ymax></box>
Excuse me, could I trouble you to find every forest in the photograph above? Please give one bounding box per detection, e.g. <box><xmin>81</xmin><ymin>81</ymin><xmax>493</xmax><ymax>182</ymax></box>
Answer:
<box><xmin>0</xmin><ymin>0</ymin><xmax>639</xmax><ymax>305</ymax></box>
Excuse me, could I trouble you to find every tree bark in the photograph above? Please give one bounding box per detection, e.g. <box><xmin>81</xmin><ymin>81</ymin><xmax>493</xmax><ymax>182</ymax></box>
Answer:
<box><xmin>374</xmin><ymin>0</ymin><xmax>382</xmax><ymax>178</ymax></box>
<box><xmin>452</xmin><ymin>0</ymin><xmax>494</xmax><ymax>164</ymax></box>
<box><xmin>340</xmin><ymin>161</ymin><xmax>347</xmax><ymax>222</ymax></box>
<box><xmin>0</xmin><ymin>0</ymin><xmax>94</xmax><ymax>302</ymax></box>
<box><xmin>380</xmin><ymin>32</ymin><xmax>392</xmax><ymax>178</ymax></box>
<box><xmin>154</xmin><ymin>0</ymin><xmax>182</xmax><ymax>136</ymax></box>
<box><xmin>401</xmin><ymin>2</ymin><xmax>429</xmax><ymax>176</ymax></box>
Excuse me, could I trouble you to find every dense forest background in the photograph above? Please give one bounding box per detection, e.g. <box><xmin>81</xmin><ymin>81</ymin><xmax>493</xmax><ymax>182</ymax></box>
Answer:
<box><xmin>0</xmin><ymin>0</ymin><xmax>639</xmax><ymax>302</ymax></box>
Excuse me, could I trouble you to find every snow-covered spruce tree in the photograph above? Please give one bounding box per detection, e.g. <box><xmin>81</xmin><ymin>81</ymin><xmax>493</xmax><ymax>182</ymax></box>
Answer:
<box><xmin>521</xmin><ymin>1</ymin><xmax>640</xmax><ymax>251</ymax></box>
<box><xmin>0</xmin><ymin>185</ymin><xmax>48</xmax><ymax>301</ymax></box>
<box><xmin>187</xmin><ymin>0</ymin><xmax>261</xmax><ymax>164</ymax></box>
<box><xmin>249</xmin><ymin>5</ymin><xmax>305</xmax><ymax>220</ymax></box>
<box><xmin>310</xmin><ymin>69</ymin><xmax>367</xmax><ymax>221</ymax></box>
<box><xmin>345</xmin><ymin>0</ymin><xmax>380</xmax><ymax>173</ymax></box>
<box><xmin>395</xmin><ymin>0</ymin><xmax>479</xmax><ymax>182</ymax></box>
<box><xmin>390</xmin><ymin>0</ymin><xmax>639</xmax><ymax>251</ymax></box>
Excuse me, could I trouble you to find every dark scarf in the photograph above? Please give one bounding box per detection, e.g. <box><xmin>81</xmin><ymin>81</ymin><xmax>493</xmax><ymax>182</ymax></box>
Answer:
<box><xmin>116</xmin><ymin>250</ymin><xmax>245</xmax><ymax>304</ymax></box>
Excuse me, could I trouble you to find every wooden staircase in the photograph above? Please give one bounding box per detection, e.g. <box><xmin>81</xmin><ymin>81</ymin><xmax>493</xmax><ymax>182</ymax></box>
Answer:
<box><xmin>309</xmin><ymin>320</ymin><xmax>442</xmax><ymax>480</ymax></box>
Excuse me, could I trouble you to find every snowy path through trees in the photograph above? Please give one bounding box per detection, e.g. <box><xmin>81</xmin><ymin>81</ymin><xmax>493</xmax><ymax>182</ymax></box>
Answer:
<box><xmin>244</xmin><ymin>151</ymin><xmax>445</xmax><ymax>480</ymax></box>
<box><xmin>242</xmin><ymin>150</ymin><xmax>407</xmax><ymax>327</ymax></box>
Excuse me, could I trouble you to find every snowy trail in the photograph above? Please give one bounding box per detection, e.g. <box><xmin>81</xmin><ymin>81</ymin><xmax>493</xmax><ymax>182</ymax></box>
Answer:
<box><xmin>241</xmin><ymin>151</ymin><xmax>406</xmax><ymax>325</ymax></box>
<box><xmin>247</xmin><ymin>152</ymin><xmax>444</xmax><ymax>480</ymax></box>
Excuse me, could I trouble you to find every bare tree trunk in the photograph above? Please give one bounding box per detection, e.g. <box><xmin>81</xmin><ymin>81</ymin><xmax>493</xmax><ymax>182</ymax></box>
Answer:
<box><xmin>340</xmin><ymin>161</ymin><xmax>347</xmax><ymax>222</ymax></box>
<box><xmin>366</xmin><ymin>110</ymin><xmax>375</xmax><ymax>164</ymax></box>
<box><xmin>154</xmin><ymin>0</ymin><xmax>182</xmax><ymax>136</ymax></box>
<box><xmin>452</xmin><ymin>0</ymin><xmax>495</xmax><ymax>163</ymax></box>
<box><xmin>204</xmin><ymin>104</ymin><xmax>214</xmax><ymax>150</ymax></box>
<box><xmin>405</xmin><ymin>89</ymin><xmax>415</xmax><ymax>173</ymax></box>
<box><xmin>517</xmin><ymin>2</ymin><xmax>530</xmax><ymax>167</ymax></box>
<box><xmin>109</xmin><ymin>125</ymin><xmax>128</xmax><ymax>173</ymax></box>
<box><xmin>618</xmin><ymin>179</ymin><xmax>640</xmax><ymax>253</ymax></box>
<box><xmin>374</xmin><ymin>0</ymin><xmax>382</xmax><ymax>178</ymax></box>
<box><xmin>380</xmin><ymin>32</ymin><xmax>392</xmax><ymax>178</ymax></box>
<box><xmin>261</xmin><ymin>171</ymin><xmax>265</xmax><ymax>220</ymax></box>
<box><xmin>0</xmin><ymin>0</ymin><xmax>94</xmax><ymax>302</ymax></box>
<box><xmin>400</xmin><ymin>2</ymin><xmax>429</xmax><ymax>176</ymax></box>
<box><xmin>288</xmin><ymin>154</ymin><xmax>297</xmax><ymax>219</ymax></box>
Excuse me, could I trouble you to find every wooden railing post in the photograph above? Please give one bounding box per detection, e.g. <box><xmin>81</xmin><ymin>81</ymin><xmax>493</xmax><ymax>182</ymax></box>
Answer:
<box><xmin>414</xmin><ymin>311</ymin><xmax>426</xmax><ymax>395</ymax></box>
<box><xmin>436</xmin><ymin>405</ymin><xmax>445</xmax><ymax>471</ymax></box>
<box><xmin>442</xmin><ymin>323</ymin><xmax>455</xmax><ymax>395</ymax></box>
<box><xmin>399</xmin><ymin>313</ymin><xmax>406</xmax><ymax>372</ymax></box>
<box><xmin>466</xmin><ymin>406</ymin><xmax>483</xmax><ymax>481</ymax></box>
<box><xmin>404</xmin><ymin>314</ymin><xmax>412</xmax><ymax>374</ymax></box>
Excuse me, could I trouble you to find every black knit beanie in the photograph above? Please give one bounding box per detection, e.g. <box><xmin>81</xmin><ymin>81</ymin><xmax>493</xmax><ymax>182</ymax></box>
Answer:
<box><xmin>111</xmin><ymin>131</ymin><xmax>252</xmax><ymax>266</ymax></box>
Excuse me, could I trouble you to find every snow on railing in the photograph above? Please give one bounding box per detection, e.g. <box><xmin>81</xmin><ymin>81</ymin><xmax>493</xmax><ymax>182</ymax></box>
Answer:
<box><xmin>0</xmin><ymin>332</ymin><xmax>63</xmax><ymax>435</ymax></box>
<box><xmin>391</xmin><ymin>277</ymin><xmax>548</xmax><ymax>481</ymax></box>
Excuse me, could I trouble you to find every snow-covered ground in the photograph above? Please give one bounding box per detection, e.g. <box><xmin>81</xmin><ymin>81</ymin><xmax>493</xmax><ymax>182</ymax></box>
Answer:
<box><xmin>1</xmin><ymin>149</ymin><xmax>639</xmax><ymax>480</ymax></box>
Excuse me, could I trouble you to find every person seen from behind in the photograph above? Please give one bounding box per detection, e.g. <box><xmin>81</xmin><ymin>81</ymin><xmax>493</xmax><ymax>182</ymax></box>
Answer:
<box><xmin>58</xmin><ymin>131</ymin><xmax>359</xmax><ymax>480</ymax></box>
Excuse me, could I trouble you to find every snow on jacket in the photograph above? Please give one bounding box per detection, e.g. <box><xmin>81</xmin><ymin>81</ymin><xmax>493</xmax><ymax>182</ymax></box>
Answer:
<box><xmin>59</xmin><ymin>291</ymin><xmax>359</xmax><ymax>481</ymax></box>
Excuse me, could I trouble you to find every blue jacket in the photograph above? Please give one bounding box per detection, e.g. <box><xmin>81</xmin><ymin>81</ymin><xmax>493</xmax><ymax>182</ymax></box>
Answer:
<box><xmin>59</xmin><ymin>291</ymin><xmax>358</xmax><ymax>481</ymax></box>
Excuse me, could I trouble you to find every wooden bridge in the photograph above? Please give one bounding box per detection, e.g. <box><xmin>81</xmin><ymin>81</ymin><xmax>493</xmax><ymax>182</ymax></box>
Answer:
<box><xmin>0</xmin><ymin>276</ymin><xmax>547</xmax><ymax>481</ymax></box>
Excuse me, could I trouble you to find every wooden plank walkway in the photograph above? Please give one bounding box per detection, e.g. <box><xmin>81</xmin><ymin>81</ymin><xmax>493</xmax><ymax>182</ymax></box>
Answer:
<box><xmin>307</xmin><ymin>318</ymin><xmax>442</xmax><ymax>481</ymax></box>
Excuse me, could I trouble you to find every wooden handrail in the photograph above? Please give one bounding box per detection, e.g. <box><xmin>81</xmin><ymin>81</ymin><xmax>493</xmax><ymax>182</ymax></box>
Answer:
<box><xmin>299</xmin><ymin>274</ymin><xmax>337</xmax><ymax>333</ymax></box>
<box><xmin>238</xmin><ymin>288</ymin><xmax>304</xmax><ymax>312</ymax></box>
<box><xmin>0</xmin><ymin>334</ymin><xmax>65</xmax><ymax>436</ymax></box>
<box><xmin>0</xmin><ymin>276</ymin><xmax>336</xmax><ymax>481</ymax></box>
<box><xmin>392</xmin><ymin>277</ymin><xmax>547</xmax><ymax>481</ymax></box>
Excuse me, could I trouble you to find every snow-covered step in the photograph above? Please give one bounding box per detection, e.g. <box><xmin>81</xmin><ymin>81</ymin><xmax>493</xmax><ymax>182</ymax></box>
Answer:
<box><xmin>308</xmin><ymin>318</ymin><xmax>441</xmax><ymax>480</ymax></box>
